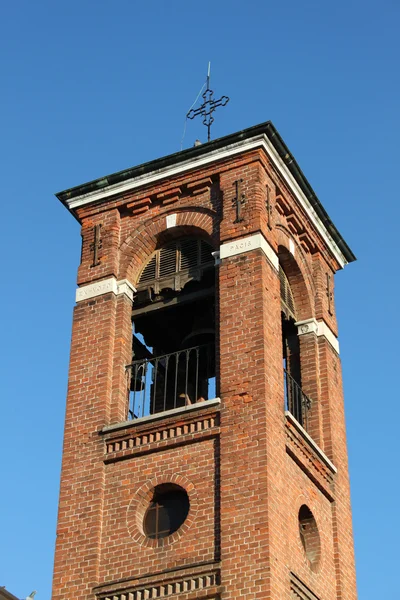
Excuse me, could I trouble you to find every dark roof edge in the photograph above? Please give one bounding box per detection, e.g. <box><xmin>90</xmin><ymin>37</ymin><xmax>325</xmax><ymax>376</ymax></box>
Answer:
<box><xmin>56</xmin><ymin>120</ymin><xmax>355</xmax><ymax>264</ymax></box>
<box><xmin>0</xmin><ymin>588</ymin><xmax>21</xmax><ymax>600</ymax></box>
<box><xmin>265</xmin><ymin>124</ymin><xmax>356</xmax><ymax>263</ymax></box>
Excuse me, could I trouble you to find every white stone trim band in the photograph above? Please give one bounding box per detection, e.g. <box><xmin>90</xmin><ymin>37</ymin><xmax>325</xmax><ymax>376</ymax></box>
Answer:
<box><xmin>295</xmin><ymin>318</ymin><xmax>340</xmax><ymax>354</ymax></box>
<box><xmin>75</xmin><ymin>277</ymin><xmax>136</xmax><ymax>303</ymax></box>
<box><xmin>219</xmin><ymin>232</ymin><xmax>279</xmax><ymax>270</ymax></box>
<box><xmin>317</xmin><ymin>320</ymin><xmax>340</xmax><ymax>354</ymax></box>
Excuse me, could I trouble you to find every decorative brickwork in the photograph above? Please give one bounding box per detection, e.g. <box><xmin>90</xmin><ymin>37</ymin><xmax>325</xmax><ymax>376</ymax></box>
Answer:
<box><xmin>98</xmin><ymin>573</ymin><xmax>219</xmax><ymax>600</ymax></box>
<box><xmin>285</xmin><ymin>414</ymin><xmax>336</xmax><ymax>501</ymax></box>
<box><xmin>104</xmin><ymin>411</ymin><xmax>220</xmax><ymax>460</ymax></box>
<box><xmin>290</xmin><ymin>572</ymin><xmax>320</xmax><ymax>599</ymax></box>
<box><xmin>126</xmin><ymin>473</ymin><xmax>199</xmax><ymax>548</ymax></box>
<box><xmin>95</xmin><ymin>566</ymin><xmax>220</xmax><ymax>600</ymax></box>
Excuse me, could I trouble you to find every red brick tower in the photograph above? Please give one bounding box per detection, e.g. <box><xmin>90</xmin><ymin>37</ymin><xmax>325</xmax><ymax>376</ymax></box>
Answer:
<box><xmin>53</xmin><ymin>122</ymin><xmax>357</xmax><ymax>600</ymax></box>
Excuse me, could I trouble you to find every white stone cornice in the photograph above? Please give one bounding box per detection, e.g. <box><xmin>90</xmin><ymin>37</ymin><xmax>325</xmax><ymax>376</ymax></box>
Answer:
<box><xmin>67</xmin><ymin>137</ymin><xmax>266</xmax><ymax>211</ymax></box>
<box><xmin>75</xmin><ymin>277</ymin><xmax>136</xmax><ymax>303</ymax></box>
<box><xmin>65</xmin><ymin>134</ymin><xmax>348</xmax><ymax>268</ymax></box>
<box><xmin>295</xmin><ymin>317</ymin><xmax>340</xmax><ymax>354</ymax></box>
<box><xmin>219</xmin><ymin>232</ymin><xmax>279</xmax><ymax>271</ymax></box>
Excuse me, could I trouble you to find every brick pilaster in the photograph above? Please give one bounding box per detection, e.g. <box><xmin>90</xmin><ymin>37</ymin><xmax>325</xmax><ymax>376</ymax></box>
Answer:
<box><xmin>319</xmin><ymin>338</ymin><xmax>357</xmax><ymax>599</ymax></box>
<box><xmin>110</xmin><ymin>294</ymin><xmax>134</xmax><ymax>423</ymax></box>
<box><xmin>298</xmin><ymin>331</ymin><xmax>323</xmax><ymax>447</ymax></box>
<box><xmin>219</xmin><ymin>248</ymin><xmax>286</xmax><ymax>598</ymax></box>
<box><xmin>52</xmin><ymin>293</ymin><xmax>117</xmax><ymax>600</ymax></box>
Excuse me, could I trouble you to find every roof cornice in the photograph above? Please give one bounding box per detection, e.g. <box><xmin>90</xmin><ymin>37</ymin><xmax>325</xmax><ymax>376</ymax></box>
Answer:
<box><xmin>0</xmin><ymin>588</ymin><xmax>21</xmax><ymax>600</ymax></box>
<box><xmin>56</xmin><ymin>121</ymin><xmax>355</xmax><ymax>266</ymax></box>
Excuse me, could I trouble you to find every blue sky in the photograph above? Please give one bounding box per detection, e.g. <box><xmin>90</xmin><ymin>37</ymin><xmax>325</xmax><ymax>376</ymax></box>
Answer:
<box><xmin>0</xmin><ymin>1</ymin><xmax>399</xmax><ymax>598</ymax></box>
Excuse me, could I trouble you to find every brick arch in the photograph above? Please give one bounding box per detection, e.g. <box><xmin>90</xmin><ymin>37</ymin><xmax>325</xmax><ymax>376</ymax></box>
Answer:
<box><xmin>119</xmin><ymin>208</ymin><xmax>218</xmax><ymax>286</ymax></box>
<box><xmin>126</xmin><ymin>473</ymin><xmax>199</xmax><ymax>549</ymax></box>
<box><xmin>276</xmin><ymin>225</ymin><xmax>314</xmax><ymax>321</ymax></box>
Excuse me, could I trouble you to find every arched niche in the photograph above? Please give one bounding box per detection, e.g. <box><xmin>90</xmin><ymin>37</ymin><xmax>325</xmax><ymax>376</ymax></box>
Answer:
<box><xmin>119</xmin><ymin>209</ymin><xmax>217</xmax><ymax>286</ymax></box>
<box><xmin>279</xmin><ymin>246</ymin><xmax>314</xmax><ymax>429</ymax></box>
<box><xmin>128</xmin><ymin>230</ymin><xmax>217</xmax><ymax>420</ymax></box>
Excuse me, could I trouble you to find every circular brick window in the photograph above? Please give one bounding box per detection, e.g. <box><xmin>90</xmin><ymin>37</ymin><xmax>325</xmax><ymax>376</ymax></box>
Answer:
<box><xmin>143</xmin><ymin>483</ymin><xmax>190</xmax><ymax>540</ymax></box>
<box><xmin>298</xmin><ymin>505</ymin><xmax>321</xmax><ymax>571</ymax></box>
<box><xmin>127</xmin><ymin>475</ymin><xmax>197</xmax><ymax>548</ymax></box>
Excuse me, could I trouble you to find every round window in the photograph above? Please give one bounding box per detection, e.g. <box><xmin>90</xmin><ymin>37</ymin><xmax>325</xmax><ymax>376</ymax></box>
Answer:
<box><xmin>143</xmin><ymin>483</ymin><xmax>190</xmax><ymax>540</ymax></box>
<box><xmin>298</xmin><ymin>504</ymin><xmax>321</xmax><ymax>570</ymax></box>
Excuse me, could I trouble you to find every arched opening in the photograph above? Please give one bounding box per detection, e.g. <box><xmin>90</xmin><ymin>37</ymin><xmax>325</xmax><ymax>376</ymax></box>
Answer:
<box><xmin>279</xmin><ymin>254</ymin><xmax>311</xmax><ymax>429</ymax></box>
<box><xmin>128</xmin><ymin>236</ymin><xmax>216</xmax><ymax>419</ymax></box>
<box><xmin>280</xmin><ymin>264</ymin><xmax>301</xmax><ymax>382</ymax></box>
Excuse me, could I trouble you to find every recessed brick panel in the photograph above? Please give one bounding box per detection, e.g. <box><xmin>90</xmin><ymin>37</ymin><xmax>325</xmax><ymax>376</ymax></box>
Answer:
<box><xmin>100</xmin><ymin>438</ymin><xmax>218</xmax><ymax>583</ymax></box>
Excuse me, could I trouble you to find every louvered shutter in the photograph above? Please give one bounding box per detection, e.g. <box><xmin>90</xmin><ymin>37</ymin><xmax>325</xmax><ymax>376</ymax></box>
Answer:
<box><xmin>180</xmin><ymin>239</ymin><xmax>199</xmax><ymax>270</ymax></box>
<box><xmin>159</xmin><ymin>244</ymin><xmax>178</xmax><ymax>277</ymax></box>
<box><xmin>137</xmin><ymin>238</ymin><xmax>214</xmax><ymax>290</ymax></box>
<box><xmin>200</xmin><ymin>239</ymin><xmax>213</xmax><ymax>265</ymax></box>
<box><xmin>139</xmin><ymin>255</ymin><xmax>157</xmax><ymax>284</ymax></box>
<box><xmin>279</xmin><ymin>266</ymin><xmax>296</xmax><ymax>318</ymax></box>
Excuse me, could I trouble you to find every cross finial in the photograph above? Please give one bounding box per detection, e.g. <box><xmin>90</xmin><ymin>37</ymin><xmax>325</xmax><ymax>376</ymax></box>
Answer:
<box><xmin>187</xmin><ymin>63</ymin><xmax>229</xmax><ymax>142</ymax></box>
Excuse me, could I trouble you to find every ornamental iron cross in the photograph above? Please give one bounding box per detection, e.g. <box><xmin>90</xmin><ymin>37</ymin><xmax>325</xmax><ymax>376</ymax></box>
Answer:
<box><xmin>186</xmin><ymin>64</ymin><xmax>229</xmax><ymax>142</ymax></box>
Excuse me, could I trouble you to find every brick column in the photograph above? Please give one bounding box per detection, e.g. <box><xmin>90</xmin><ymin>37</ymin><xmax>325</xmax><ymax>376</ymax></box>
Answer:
<box><xmin>295</xmin><ymin>319</ymin><xmax>323</xmax><ymax>447</ymax></box>
<box><xmin>110</xmin><ymin>288</ymin><xmax>135</xmax><ymax>424</ymax></box>
<box><xmin>52</xmin><ymin>291</ymin><xmax>117</xmax><ymax>600</ymax></box>
<box><xmin>319</xmin><ymin>338</ymin><xmax>357</xmax><ymax>599</ymax></box>
<box><xmin>218</xmin><ymin>244</ymin><xmax>286</xmax><ymax>599</ymax></box>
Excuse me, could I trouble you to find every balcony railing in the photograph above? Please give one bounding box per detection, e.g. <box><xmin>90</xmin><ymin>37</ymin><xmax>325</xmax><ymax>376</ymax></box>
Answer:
<box><xmin>127</xmin><ymin>344</ymin><xmax>215</xmax><ymax>420</ymax></box>
<box><xmin>284</xmin><ymin>369</ymin><xmax>312</xmax><ymax>430</ymax></box>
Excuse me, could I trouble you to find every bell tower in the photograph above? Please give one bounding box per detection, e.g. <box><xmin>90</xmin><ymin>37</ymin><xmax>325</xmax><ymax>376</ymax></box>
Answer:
<box><xmin>53</xmin><ymin>122</ymin><xmax>357</xmax><ymax>600</ymax></box>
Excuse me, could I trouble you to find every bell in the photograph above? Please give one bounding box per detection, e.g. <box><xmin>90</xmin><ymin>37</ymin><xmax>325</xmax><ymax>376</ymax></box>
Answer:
<box><xmin>181</xmin><ymin>327</ymin><xmax>215</xmax><ymax>349</ymax></box>
<box><xmin>181</xmin><ymin>305</ymin><xmax>215</xmax><ymax>349</ymax></box>
<box><xmin>130</xmin><ymin>377</ymin><xmax>145</xmax><ymax>392</ymax></box>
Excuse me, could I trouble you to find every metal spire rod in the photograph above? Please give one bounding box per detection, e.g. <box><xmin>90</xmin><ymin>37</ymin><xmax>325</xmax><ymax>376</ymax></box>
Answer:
<box><xmin>187</xmin><ymin>62</ymin><xmax>229</xmax><ymax>142</ymax></box>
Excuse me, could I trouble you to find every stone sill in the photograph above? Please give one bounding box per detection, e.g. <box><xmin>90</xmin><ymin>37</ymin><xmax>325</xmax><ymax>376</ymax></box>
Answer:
<box><xmin>285</xmin><ymin>411</ymin><xmax>337</xmax><ymax>474</ymax></box>
<box><xmin>102</xmin><ymin>397</ymin><xmax>221</xmax><ymax>434</ymax></box>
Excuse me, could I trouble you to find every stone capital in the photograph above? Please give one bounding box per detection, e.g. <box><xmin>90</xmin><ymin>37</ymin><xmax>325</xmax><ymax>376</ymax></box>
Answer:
<box><xmin>295</xmin><ymin>318</ymin><xmax>318</xmax><ymax>336</ymax></box>
<box><xmin>76</xmin><ymin>277</ymin><xmax>136</xmax><ymax>303</ymax></box>
<box><xmin>295</xmin><ymin>317</ymin><xmax>340</xmax><ymax>354</ymax></box>
<box><xmin>117</xmin><ymin>279</ymin><xmax>136</xmax><ymax>301</ymax></box>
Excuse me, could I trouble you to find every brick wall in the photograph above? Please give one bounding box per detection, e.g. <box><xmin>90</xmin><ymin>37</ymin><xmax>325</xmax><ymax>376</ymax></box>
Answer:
<box><xmin>52</xmin><ymin>147</ymin><xmax>357</xmax><ymax>599</ymax></box>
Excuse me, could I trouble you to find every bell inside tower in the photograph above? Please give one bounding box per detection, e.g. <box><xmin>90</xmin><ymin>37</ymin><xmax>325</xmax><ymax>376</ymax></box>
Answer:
<box><xmin>128</xmin><ymin>237</ymin><xmax>216</xmax><ymax>419</ymax></box>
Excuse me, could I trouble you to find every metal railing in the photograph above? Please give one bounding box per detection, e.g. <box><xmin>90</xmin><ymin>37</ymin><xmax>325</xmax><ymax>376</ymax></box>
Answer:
<box><xmin>127</xmin><ymin>344</ymin><xmax>215</xmax><ymax>420</ymax></box>
<box><xmin>284</xmin><ymin>369</ymin><xmax>312</xmax><ymax>430</ymax></box>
